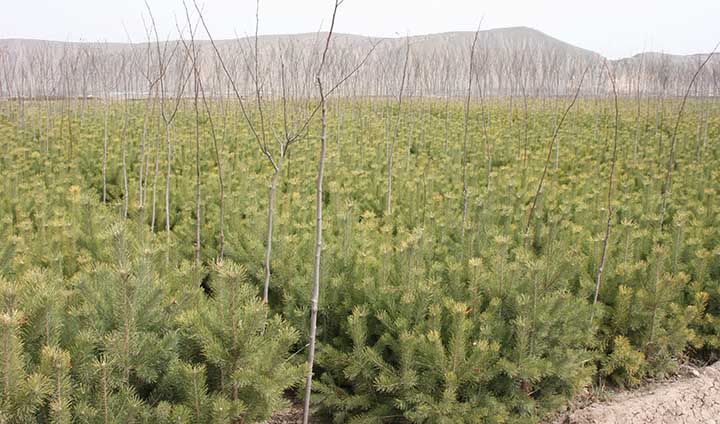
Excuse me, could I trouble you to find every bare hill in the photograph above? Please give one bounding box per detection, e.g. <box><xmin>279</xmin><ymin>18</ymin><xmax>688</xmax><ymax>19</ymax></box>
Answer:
<box><xmin>1</xmin><ymin>27</ymin><xmax>717</xmax><ymax>98</ymax></box>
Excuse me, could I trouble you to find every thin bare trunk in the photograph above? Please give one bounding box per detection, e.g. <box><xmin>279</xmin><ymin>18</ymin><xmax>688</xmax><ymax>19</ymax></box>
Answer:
<box><xmin>525</xmin><ymin>67</ymin><xmax>589</xmax><ymax>240</ymax></box>
<box><xmin>151</xmin><ymin>116</ymin><xmax>161</xmax><ymax>232</ymax></box>
<box><xmin>461</xmin><ymin>25</ymin><xmax>481</xmax><ymax>238</ymax></box>
<box><xmin>102</xmin><ymin>95</ymin><xmax>109</xmax><ymax>204</ymax></box>
<box><xmin>165</xmin><ymin>123</ymin><xmax>171</xmax><ymax>238</ymax></box>
<box><xmin>660</xmin><ymin>44</ymin><xmax>718</xmax><ymax>231</ymax></box>
<box><xmin>304</xmin><ymin>3</ymin><xmax>340</xmax><ymax>421</ymax></box>
<box><xmin>591</xmin><ymin>62</ymin><xmax>619</xmax><ymax>326</ymax></box>
<box><xmin>121</xmin><ymin>99</ymin><xmax>129</xmax><ymax>219</ymax></box>
<box><xmin>263</xmin><ymin>164</ymin><xmax>282</xmax><ymax>303</ymax></box>
<box><xmin>386</xmin><ymin>38</ymin><xmax>410</xmax><ymax>217</ymax></box>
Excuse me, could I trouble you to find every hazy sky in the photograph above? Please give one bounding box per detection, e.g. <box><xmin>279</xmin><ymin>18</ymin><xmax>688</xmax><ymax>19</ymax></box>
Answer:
<box><xmin>2</xmin><ymin>0</ymin><xmax>719</xmax><ymax>59</ymax></box>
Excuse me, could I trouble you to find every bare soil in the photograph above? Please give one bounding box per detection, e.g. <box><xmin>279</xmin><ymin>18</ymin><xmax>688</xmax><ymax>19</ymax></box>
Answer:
<box><xmin>264</xmin><ymin>404</ymin><xmax>304</xmax><ymax>424</ymax></box>
<box><xmin>553</xmin><ymin>362</ymin><xmax>720</xmax><ymax>424</ymax></box>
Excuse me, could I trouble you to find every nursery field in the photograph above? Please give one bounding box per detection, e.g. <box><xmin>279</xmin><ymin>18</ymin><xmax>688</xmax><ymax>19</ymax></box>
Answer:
<box><xmin>1</xmin><ymin>95</ymin><xmax>719</xmax><ymax>423</ymax></box>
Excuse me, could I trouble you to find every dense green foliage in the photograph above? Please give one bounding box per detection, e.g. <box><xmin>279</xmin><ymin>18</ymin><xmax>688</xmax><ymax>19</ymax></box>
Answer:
<box><xmin>0</xmin><ymin>95</ymin><xmax>719</xmax><ymax>422</ymax></box>
<box><xmin>0</xmin><ymin>116</ymin><xmax>303</xmax><ymax>422</ymax></box>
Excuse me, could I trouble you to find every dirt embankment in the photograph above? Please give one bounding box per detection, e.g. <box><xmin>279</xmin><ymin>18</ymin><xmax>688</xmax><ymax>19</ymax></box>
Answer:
<box><xmin>555</xmin><ymin>362</ymin><xmax>720</xmax><ymax>424</ymax></box>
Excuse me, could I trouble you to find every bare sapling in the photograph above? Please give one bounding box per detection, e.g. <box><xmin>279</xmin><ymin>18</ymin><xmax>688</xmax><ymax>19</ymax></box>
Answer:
<box><xmin>303</xmin><ymin>2</ymin><xmax>343</xmax><ymax>420</ymax></box>
<box><xmin>524</xmin><ymin>66</ymin><xmax>589</xmax><ymax>241</ymax></box>
<box><xmin>461</xmin><ymin>23</ymin><xmax>482</xmax><ymax>239</ymax></box>
<box><xmin>138</xmin><ymin>19</ymin><xmax>161</xmax><ymax>210</ymax></box>
<box><xmin>195</xmin><ymin>0</ymin><xmax>378</xmax><ymax>303</ymax></box>
<box><xmin>386</xmin><ymin>37</ymin><xmax>410</xmax><ymax>217</ymax></box>
<box><xmin>659</xmin><ymin>42</ymin><xmax>719</xmax><ymax>231</ymax></box>
<box><xmin>197</xmin><ymin>66</ymin><xmax>226</xmax><ymax>261</ymax></box>
<box><xmin>178</xmin><ymin>2</ymin><xmax>204</xmax><ymax>267</ymax></box>
<box><xmin>591</xmin><ymin>61</ymin><xmax>620</xmax><ymax>326</ymax></box>
<box><xmin>121</xmin><ymin>79</ymin><xmax>130</xmax><ymax>219</ymax></box>
<box><xmin>146</xmin><ymin>1</ymin><xmax>192</xmax><ymax>262</ymax></box>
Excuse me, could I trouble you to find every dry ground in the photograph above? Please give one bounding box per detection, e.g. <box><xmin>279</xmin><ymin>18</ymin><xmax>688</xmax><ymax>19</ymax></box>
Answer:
<box><xmin>264</xmin><ymin>404</ymin><xmax>304</xmax><ymax>424</ymax></box>
<box><xmin>553</xmin><ymin>362</ymin><xmax>720</xmax><ymax>424</ymax></box>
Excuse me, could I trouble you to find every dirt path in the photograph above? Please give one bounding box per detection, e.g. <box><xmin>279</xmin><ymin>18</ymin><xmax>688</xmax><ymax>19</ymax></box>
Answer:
<box><xmin>554</xmin><ymin>362</ymin><xmax>720</xmax><ymax>424</ymax></box>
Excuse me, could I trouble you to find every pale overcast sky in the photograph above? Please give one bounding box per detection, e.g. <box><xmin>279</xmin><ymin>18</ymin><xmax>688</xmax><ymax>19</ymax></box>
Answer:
<box><xmin>1</xmin><ymin>0</ymin><xmax>718</xmax><ymax>59</ymax></box>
